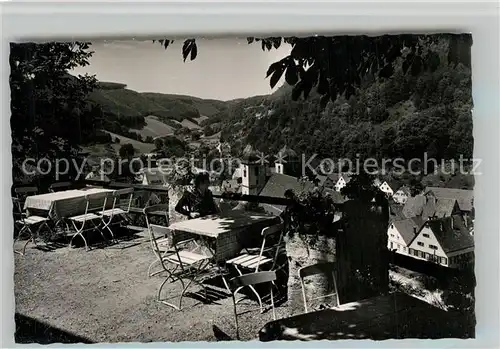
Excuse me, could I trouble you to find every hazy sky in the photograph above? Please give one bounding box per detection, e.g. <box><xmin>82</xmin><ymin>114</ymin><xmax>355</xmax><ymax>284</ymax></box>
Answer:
<box><xmin>71</xmin><ymin>38</ymin><xmax>291</xmax><ymax>101</ymax></box>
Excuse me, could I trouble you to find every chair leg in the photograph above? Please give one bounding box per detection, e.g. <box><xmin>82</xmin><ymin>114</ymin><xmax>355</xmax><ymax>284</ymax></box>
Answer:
<box><xmin>234</xmin><ymin>265</ymin><xmax>264</xmax><ymax>313</ymax></box>
<box><xmin>147</xmin><ymin>259</ymin><xmax>160</xmax><ymax>277</ymax></box>
<box><xmin>231</xmin><ymin>294</ymin><xmax>240</xmax><ymax>340</ymax></box>
<box><xmin>270</xmin><ymin>283</ymin><xmax>276</xmax><ymax>320</ymax></box>
<box><xmin>70</xmin><ymin>221</ymin><xmax>90</xmax><ymax>251</ymax></box>
<box><xmin>157</xmin><ymin>272</ymin><xmax>186</xmax><ymax>310</ymax></box>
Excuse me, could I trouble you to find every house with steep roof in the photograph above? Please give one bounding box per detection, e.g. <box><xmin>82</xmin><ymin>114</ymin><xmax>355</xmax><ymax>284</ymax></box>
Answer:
<box><xmin>389</xmin><ymin>202</ymin><xmax>406</xmax><ymax>223</ymax></box>
<box><xmin>393</xmin><ymin>185</ymin><xmax>411</xmax><ymax>204</ymax></box>
<box><xmin>321</xmin><ymin>173</ymin><xmax>341</xmax><ymax>191</ymax></box>
<box><xmin>387</xmin><ymin>217</ymin><xmax>425</xmax><ymax>256</ymax></box>
<box><xmin>334</xmin><ymin>173</ymin><xmax>352</xmax><ymax>192</ymax></box>
<box><xmin>258</xmin><ymin>173</ymin><xmax>316</xmax><ymax>215</ymax></box>
<box><xmin>378</xmin><ymin>180</ymin><xmax>402</xmax><ymax>197</ymax></box>
<box><xmin>424</xmin><ymin>187</ymin><xmax>474</xmax><ymax>215</ymax></box>
<box><xmin>408</xmin><ymin>215</ymin><xmax>474</xmax><ymax>268</ymax></box>
<box><xmin>402</xmin><ymin>194</ymin><xmax>460</xmax><ymax>221</ymax></box>
<box><xmin>322</xmin><ymin>187</ymin><xmax>348</xmax><ymax>204</ymax></box>
<box><xmin>402</xmin><ymin>195</ymin><xmax>427</xmax><ymax>218</ymax></box>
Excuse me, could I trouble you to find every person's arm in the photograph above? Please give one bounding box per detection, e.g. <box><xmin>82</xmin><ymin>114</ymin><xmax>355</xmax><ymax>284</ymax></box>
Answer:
<box><xmin>175</xmin><ymin>191</ymin><xmax>192</xmax><ymax>218</ymax></box>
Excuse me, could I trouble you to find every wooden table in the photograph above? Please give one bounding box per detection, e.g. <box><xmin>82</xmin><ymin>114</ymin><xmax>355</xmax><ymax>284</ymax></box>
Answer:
<box><xmin>168</xmin><ymin>211</ymin><xmax>280</xmax><ymax>262</ymax></box>
<box><xmin>259</xmin><ymin>292</ymin><xmax>474</xmax><ymax>341</ymax></box>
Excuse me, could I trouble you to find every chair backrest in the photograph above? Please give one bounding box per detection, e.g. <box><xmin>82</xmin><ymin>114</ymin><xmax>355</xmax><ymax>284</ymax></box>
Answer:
<box><xmin>298</xmin><ymin>262</ymin><xmax>340</xmax><ymax>313</ymax></box>
<box><xmin>113</xmin><ymin>187</ymin><xmax>134</xmax><ymax>212</ymax></box>
<box><xmin>49</xmin><ymin>181</ymin><xmax>73</xmax><ymax>192</ymax></box>
<box><xmin>12</xmin><ymin>197</ymin><xmax>25</xmax><ymax>222</ymax></box>
<box><xmin>14</xmin><ymin>186</ymin><xmax>38</xmax><ymax>195</ymax></box>
<box><xmin>256</xmin><ymin>222</ymin><xmax>285</xmax><ymax>272</ymax></box>
<box><xmin>229</xmin><ymin>271</ymin><xmax>277</xmax><ymax>292</ymax></box>
<box><xmin>143</xmin><ymin>204</ymin><xmax>171</xmax><ymax>267</ymax></box>
<box><xmin>84</xmin><ymin>191</ymin><xmax>112</xmax><ymax>216</ymax></box>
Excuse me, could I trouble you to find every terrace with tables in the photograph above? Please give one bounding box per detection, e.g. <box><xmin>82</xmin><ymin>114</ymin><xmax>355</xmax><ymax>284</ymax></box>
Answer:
<box><xmin>13</xmin><ymin>181</ymin><xmax>472</xmax><ymax>343</ymax></box>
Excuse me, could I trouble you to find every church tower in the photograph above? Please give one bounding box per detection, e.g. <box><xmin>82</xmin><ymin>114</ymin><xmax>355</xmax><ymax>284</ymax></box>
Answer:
<box><xmin>239</xmin><ymin>145</ymin><xmax>267</xmax><ymax>195</ymax></box>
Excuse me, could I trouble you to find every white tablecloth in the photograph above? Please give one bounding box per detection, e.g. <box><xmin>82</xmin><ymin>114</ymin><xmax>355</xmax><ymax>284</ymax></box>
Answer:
<box><xmin>24</xmin><ymin>188</ymin><xmax>115</xmax><ymax>220</ymax></box>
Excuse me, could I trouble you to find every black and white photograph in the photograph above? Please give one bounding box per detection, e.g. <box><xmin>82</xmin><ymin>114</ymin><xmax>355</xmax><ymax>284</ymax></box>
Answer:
<box><xmin>11</xmin><ymin>33</ymin><xmax>475</xmax><ymax>343</ymax></box>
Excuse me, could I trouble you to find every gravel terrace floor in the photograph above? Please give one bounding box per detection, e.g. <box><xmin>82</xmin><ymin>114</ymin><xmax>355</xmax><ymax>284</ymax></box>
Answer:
<box><xmin>13</xmin><ymin>229</ymin><xmax>292</xmax><ymax>343</ymax></box>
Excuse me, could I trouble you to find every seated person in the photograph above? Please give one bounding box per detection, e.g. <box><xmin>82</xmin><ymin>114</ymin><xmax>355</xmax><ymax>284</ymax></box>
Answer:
<box><xmin>175</xmin><ymin>172</ymin><xmax>219</xmax><ymax>219</ymax></box>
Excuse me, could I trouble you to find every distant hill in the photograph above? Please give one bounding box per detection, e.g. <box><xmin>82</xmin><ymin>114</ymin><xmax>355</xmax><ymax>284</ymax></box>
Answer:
<box><xmin>88</xmin><ymin>81</ymin><xmax>227</xmax><ymax>142</ymax></box>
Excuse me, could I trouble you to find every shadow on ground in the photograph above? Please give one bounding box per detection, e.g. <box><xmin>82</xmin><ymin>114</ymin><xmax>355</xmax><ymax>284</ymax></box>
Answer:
<box><xmin>15</xmin><ymin>313</ymin><xmax>94</xmax><ymax>344</ymax></box>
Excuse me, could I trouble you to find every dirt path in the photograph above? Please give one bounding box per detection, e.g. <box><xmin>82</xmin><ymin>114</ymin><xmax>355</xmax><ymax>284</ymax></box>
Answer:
<box><xmin>14</xmin><ymin>233</ymin><xmax>289</xmax><ymax>343</ymax></box>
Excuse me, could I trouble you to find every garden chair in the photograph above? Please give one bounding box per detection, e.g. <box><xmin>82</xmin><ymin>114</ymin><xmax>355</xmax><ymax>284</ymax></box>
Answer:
<box><xmin>225</xmin><ymin>221</ymin><xmax>284</xmax><ymax>313</ymax></box>
<box><xmin>13</xmin><ymin>197</ymin><xmax>53</xmax><ymax>255</ymax></box>
<box><xmin>98</xmin><ymin>188</ymin><xmax>134</xmax><ymax>243</ymax></box>
<box><xmin>14</xmin><ymin>186</ymin><xmax>39</xmax><ymax>208</ymax></box>
<box><xmin>144</xmin><ymin>204</ymin><xmax>213</xmax><ymax>310</ymax></box>
<box><xmin>226</xmin><ymin>271</ymin><xmax>277</xmax><ymax>340</ymax></box>
<box><xmin>298</xmin><ymin>262</ymin><xmax>340</xmax><ymax>313</ymax></box>
<box><xmin>68</xmin><ymin>191</ymin><xmax>112</xmax><ymax>251</ymax></box>
<box><xmin>48</xmin><ymin>181</ymin><xmax>73</xmax><ymax>192</ymax></box>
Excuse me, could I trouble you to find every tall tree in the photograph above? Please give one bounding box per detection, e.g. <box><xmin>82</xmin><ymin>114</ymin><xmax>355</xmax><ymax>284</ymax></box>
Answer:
<box><xmin>10</xmin><ymin>42</ymin><xmax>101</xmax><ymax>180</ymax></box>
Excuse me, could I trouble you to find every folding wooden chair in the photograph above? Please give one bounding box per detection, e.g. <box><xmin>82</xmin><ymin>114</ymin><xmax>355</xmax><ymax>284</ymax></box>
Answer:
<box><xmin>227</xmin><ymin>271</ymin><xmax>277</xmax><ymax>340</ymax></box>
<box><xmin>144</xmin><ymin>204</ymin><xmax>213</xmax><ymax>310</ymax></box>
<box><xmin>98</xmin><ymin>188</ymin><xmax>134</xmax><ymax>242</ymax></box>
<box><xmin>225</xmin><ymin>221</ymin><xmax>284</xmax><ymax>313</ymax></box>
<box><xmin>12</xmin><ymin>197</ymin><xmax>53</xmax><ymax>255</ymax></box>
<box><xmin>298</xmin><ymin>262</ymin><xmax>340</xmax><ymax>313</ymax></box>
<box><xmin>68</xmin><ymin>191</ymin><xmax>112</xmax><ymax>251</ymax></box>
<box><xmin>48</xmin><ymin>181</ymin><xmax>73</xmax><ymax>192</ymax></box>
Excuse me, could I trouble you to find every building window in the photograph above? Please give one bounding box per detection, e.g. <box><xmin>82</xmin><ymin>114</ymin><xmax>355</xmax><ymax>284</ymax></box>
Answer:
<box><xmin>243</xmin><ymin>169</ymin><xmax>247</xmax><ymax>177</ymax></box>
<box><xmin>441</xmin><ymin>257</ymin><xmax>447</xmax><ymax>265</ymax></box>
<box><xmin>390</xmin><ymin>242</ymin><xmax>393</xmax><ymax>249</ymax></box>
<box><xmin>403</xmin><ymin>247</ymin><xmax>407</xmax><ymax>252</ymax></box>
<box><xmin>422</xmin><ymin>233</ymin><xmax>430</xmax><ymax>238</ymax></box>
<box><xmin>390</xmin><ymin>234</ymin><xmax>395</xmax><ymax>238</ymax></box>
<box><xmin>417</xmin><ymin>241</ymin><xmax>424</xmax><ymax>247</ymax></box>
<box><xmin>429</xmin><ymin>244</ymin><xmax>438</xmax><ymax>250</ymax></box>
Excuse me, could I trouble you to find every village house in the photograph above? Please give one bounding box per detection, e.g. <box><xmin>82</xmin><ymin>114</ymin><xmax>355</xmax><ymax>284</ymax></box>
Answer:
<box><xmin>378</xmin><ymin>180</ymin><xmax>402</xmax><ymax>197</ymax></box>
<box><xmin>402</xmin><ymin>194</ymin><xmax>461</xmax><ymax>221</ymax></box>
<box><xmin>387</xmin><ymin>216</ymin><xmax>425</xmax><ymax>256</ymax></box>
<box><xmin>407</xmin><ymin>215</ymin><xmax>474</xmax><ymax>268</ymax></box>
<box><xmin>392</xmin><ymin>185</ymin><xmax>411</xmax><ymax>204</ymax></box>
<box><xmin>424</xmin><ymin>187</ymin><xmax>474</xmax><ymax>220</ymax></box>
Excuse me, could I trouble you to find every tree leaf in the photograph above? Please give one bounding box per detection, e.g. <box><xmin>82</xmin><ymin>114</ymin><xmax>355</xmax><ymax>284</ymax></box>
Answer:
<box><xmin>270</xmin><ymin>64</ymin><xmax>285</xmax><ymax>88</ymax></box>
<box><xmin>285</xmin><ymin>61</ymin><xmax>298</xmax><ymax>85</ymax></box>
<box><xmin>266</xmin><ymin>61</ymin><xmax>281</xmax><ymax>78</ymax></box>
<box><xmin>272</xmin><ymin>38</ymin><xmax>282</xmax><ymax>49</ymax></box>
<box><xmin>190</xmin><ymin>42</ymin><xmax>198</xmax><ymax>61</ymax></box>
<box><xmin>247</xmin><ymin>37</ymin><xmax>254</xmax><ymax>44</ymax></box>
<box><xmin>291</xmin><ymin>81</ymin><xmax>304</xmax><ymax>100</ymax></box>
<box><xmin>182</xmin><ymin>40</ymin><xmax>191</xmax><ymax>62</ymax></box>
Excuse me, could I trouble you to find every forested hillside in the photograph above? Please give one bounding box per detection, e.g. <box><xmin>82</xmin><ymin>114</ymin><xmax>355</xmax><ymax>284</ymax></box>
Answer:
<box><xmin>205</xmin><ymin>38</ymin><xmax>473</xmax><ymax>166</ymax></box>
<box><xmin>88</xmin><ymin>81</ymin><xmax>228</xmax><ymax>142</ymax></box>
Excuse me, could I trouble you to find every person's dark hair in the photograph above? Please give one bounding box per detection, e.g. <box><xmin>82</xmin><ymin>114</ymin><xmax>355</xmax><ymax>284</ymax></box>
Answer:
<box><xmin>284</xmin><ymin>189</ymin><xmax>295</xmax><ymax>199</ymax></box>
<box><xmin>194</xmin><ymin>172</ymin><xmax>210</xmax><ymax>187</ymax></box>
